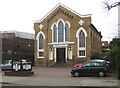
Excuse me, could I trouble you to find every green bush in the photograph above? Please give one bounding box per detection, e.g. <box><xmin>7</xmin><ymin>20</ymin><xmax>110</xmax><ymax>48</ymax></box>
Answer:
<box><xmin>90</xmin><ymin>52</ymin><xmax>101</xmax><ymax>59</ymax></box>
<box><xmin>108</xmin><ymin>46</ymin><xmax>120</xmax><ymax>71</ymax></box>
<box><xmin>108</xmin><ymin>38</ymin><xmax>120</xmax><ymax>79</ymax></box>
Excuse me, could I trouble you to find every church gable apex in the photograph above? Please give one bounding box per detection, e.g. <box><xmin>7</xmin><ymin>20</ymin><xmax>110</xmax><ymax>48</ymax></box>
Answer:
<box><xmin>34</xmin><ymin>3</ymin><xmax>91</xmax><ymax>23</ymax></box>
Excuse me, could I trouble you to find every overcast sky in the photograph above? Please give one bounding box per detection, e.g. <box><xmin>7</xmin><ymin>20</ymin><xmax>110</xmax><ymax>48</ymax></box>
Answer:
<box><xmin>0</xmin><ymin>0</ymin><xmax>118</xmax><ymax>41</ymax></box>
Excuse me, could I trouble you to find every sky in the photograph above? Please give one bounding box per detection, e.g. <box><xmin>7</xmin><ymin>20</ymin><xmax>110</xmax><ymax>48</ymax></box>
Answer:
<box><xmin>0</xmin><ymin>0</ymin><xmax>118</xmax><ymax>42</ymax></box>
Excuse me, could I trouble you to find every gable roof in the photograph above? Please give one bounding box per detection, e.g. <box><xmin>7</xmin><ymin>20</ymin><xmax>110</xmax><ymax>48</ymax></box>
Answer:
<box><xmin>34</xmin><ymin>3</ymin><xmax>91</xmax><ymax>23</ymax></box>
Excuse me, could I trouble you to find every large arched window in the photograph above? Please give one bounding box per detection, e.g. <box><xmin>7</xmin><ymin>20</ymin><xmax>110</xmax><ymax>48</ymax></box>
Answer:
<box><xmin>76</xmin><ymin>27</ymin><xmax>87</xmax><ymax>57</ymax></box>
<box><xmin>53</xmin><ymin>24</ymin><xmax>57</xmax><ymax>42</ymax></box>
<box><xmin>51</xmin><ymin>19</ymin><xmax>70</xmax><ymax>43</ymax></box>
<box><xmin>58</xmin><ymin>20</ymin><xmax>64</xmax><ymax>42</ymax></box>
<box><xmin>65</xmin><ymin>23</ymin><xmax>70</xmax><ymax>41</ymax></box>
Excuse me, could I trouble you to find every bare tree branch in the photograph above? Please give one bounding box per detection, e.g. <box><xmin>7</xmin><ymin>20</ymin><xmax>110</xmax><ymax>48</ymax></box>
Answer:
<box><xmin>103</xmin><ymin>1</ymin><xmax>120</xmax><ymax>11</ymax></box>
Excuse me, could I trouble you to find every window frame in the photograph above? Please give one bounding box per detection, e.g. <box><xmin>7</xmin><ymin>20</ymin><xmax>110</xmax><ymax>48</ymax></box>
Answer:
<box><xmin>51</xmin><ymin>19</ymin><xmax>71</xmax><ymax>43</ymax></box>
<box><xmin>36</xmin><ymin>31</ymin><xmax>45</xmax><ymax>58</ymax></box>
<box><xmin>76</xmin><ymin>27</ymin><xmax>87</xmax><ymax>58</ymax></box>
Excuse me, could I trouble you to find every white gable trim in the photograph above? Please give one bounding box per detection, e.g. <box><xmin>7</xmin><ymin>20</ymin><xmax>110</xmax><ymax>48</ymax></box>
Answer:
<box><xmin>56</xmin><ymin>18</ymin><xmax>65</xmax><ymax>25</ymax></box>
<box><xmin>76</xmin><ymin>27</ymin><xmax>87</xmax><ymax>37</ymax></box>
<box><xmin>34</xmin><ymin>3</ymin><xmax>91</xmax><ymax>23</ymax></box>
<box><xmin>65</xmin><ymin>21</ymin><xmax>71</xmax><ymax>29</ymax></box>
<box><xmin>36</xmin><ymin>31</ymin><xmax>45</xmax><ymax>40</ymax></box>
<box><xmin>50</xmin><ymin>22</ymin><xmax>57</xmax><ymax>30</ymax></box>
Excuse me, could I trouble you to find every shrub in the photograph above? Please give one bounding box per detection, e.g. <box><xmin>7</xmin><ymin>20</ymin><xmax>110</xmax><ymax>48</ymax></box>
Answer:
<box><xmin>90</xmin><ymin>52</ymin><xmax>101</xmax><ymax>59</ymax></box>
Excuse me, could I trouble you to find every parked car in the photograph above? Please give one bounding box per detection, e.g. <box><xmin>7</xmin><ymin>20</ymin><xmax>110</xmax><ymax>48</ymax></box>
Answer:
<box><xmin>0</xmin><ymin>60</ymin><xmax>12</xmax><ymax>70</ymax></box>
<box><xmin>73</xmin><ymin>59</ymin><xmax>110</xmax><ymax>68</ymax></box>
<box><xmin>0</xmin><ymin>59</ymin><xmax>32</xmax><ymax>71</ymax></box>
<box><xmin>71</xmin><ymin>59</ymin><xmax>110</xmax><ymax>77</ymax></box>
<box><xmin>73</xmin><ymin>63</ymin><xmax>83</xmax><ymax>68</ymax></box>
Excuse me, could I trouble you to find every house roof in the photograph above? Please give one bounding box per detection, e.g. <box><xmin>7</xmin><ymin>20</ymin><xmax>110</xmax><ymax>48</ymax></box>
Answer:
<box><xmin>1</xmin><ymin>31</ymin><xmax>34</xmax><ymax>39</ymax></box>
<box><xmin>34</xmin><ymin>3</ymin><xmax>91</xmax><ymax>23</ymax></box>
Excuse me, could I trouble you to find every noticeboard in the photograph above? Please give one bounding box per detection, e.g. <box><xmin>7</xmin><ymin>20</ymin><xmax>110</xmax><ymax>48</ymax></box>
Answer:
<box><xmin>22</xmin><ymin>64</ymin><xmax>32</xmax><ymax>70</ymax></box>
<box><xmin>12</xmin><ymin>60</ymin><xmax>21</xmax><ymax>71</ymax></box>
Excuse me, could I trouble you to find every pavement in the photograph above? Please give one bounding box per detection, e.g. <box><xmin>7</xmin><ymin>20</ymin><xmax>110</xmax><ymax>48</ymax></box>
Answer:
<box><xmin>0</xmin><ymin>67</ymin><xmax>119</xmax><ymax>88</ymax></box>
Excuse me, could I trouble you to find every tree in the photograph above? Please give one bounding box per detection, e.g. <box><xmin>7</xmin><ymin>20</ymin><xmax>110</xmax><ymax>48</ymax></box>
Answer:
<box><xmin>103</xmin><ymin>0</ymin><xmax>120</xmax><ymax>79</ymax></box>
<box><xmin>108</xmin><ymin>38</ymin><xmax>120</xmax><ymax>79</ymax></box>
<box><xmin>103</xmin><ymin>1</ymin><xmax>120</xmax><ymax>11</ymax></box>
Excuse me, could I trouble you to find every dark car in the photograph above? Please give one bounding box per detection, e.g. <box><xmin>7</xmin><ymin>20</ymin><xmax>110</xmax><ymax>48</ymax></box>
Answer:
<box><xmin>71</xmin><ymin>59</ymin><xmax>110</xmax><ymax>77</ymax></box>
<box><xmin>73</xmin><ymin>59</ymin><xmax>110</xmax><ymax>68</ymax></box>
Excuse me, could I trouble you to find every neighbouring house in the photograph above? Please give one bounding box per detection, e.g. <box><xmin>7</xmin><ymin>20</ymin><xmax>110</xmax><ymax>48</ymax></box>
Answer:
<box><xmin>102</xmin><ymin>41</ymin><xmax>109</xmax><ymax>53</ymax></box>
<box><xmin>1</xmin><ymin>31</ymin><xmax>34</xmax><ymax>65</ymax></box>
<box><xmin>34</xmin><ymin>3</ymin><xmax>102</xmax><ymax>67</ymax></box>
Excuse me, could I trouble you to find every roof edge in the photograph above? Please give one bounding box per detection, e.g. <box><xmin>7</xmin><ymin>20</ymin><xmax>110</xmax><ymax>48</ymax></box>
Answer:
<box><xmin>34</xmin><ymin>3</ymin><xmax>92</xmax><ymax>23</ymax></box>
<box><xmin>90</xmin><ymin>24</ymin><xmax>102</xmax><ymax>38</ymax></box>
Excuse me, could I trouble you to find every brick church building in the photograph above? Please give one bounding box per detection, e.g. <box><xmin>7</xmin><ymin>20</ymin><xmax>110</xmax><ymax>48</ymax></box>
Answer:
<box><xmin>34</xmin><ymin>3</ymin><xmax>102</xmax><ymax>67</ymax></box>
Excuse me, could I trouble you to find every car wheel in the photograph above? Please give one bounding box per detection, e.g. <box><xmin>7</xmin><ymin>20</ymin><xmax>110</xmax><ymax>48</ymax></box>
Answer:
<box><xmin>74</xmin><ymin>72</ymin><xmax>80</xmax><ymax>77</ymax></box>
<box><xmin>98</xmin><ymin>71</ymin><xmax>105</xmax><ymax>77</ymax></box>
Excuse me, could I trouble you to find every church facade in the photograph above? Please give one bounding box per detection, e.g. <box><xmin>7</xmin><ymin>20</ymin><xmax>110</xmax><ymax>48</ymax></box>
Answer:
<box><xmin>34</xmin><ymin>4</ymin><xmax>102</xmax><ymax>67</ymax></box>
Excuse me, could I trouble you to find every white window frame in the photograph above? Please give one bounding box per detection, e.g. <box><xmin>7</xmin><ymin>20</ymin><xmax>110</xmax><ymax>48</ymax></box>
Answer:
<box><xmin>76</xmin><ymin>27</ymin><xmax>87</xmax><ymax>58</ymax></box>
<box><xmin>51</xmin><ymin>18</ymin><xmax>71</xmax><ymax>43</ymax></box>
<box><xmin>65</xmin><ymin>21</ymin><xmax>70</xmax><ymax>42</ymax></box>
<box><xmin>36</xmin><ymin>31</ymin><xmax>45</xmax><ymax>58</ymax></box>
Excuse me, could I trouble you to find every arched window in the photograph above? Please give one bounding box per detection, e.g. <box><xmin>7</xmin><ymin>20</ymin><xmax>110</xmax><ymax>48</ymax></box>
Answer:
<box><xmin>78</xmin><ymin>30</ymin><xmax>85</xmax><ymax>57</ymax></box>
<box><xmin>36</xmin><ymin>31</ymin><xmax>45</xmax><ymax>58</ymax></box>
<box><xmin>53</xmin><ymin>24</ymin><xmax>57</xmax><ymax>42</ymax></box>
<box><xmin>79</xmin><ymin>30</ymin><xmax>85</xmax><ymax>47</ymax></box>
<box><xmin>65</xmin><ymin>23</ymin><xmax>69</xmax><ymax>41</ymax></box>
<box><xmin>38</xmin><ymin>33</ymin><xmax>44</xmax><ymax>57</ymax></box>
<box><xmin>76</xmin><ymin>27</ymin><xmax>87</xmax><ymax>57</ymax></box>
<box><xmin>39</xmin><ymin>34</ymin><xmax>44</xmax><ymax>49</ymax></box>
<box><xmin>51</xmin><ymin>19</ymin><xmax>70</xmax><ymax>43</ymax></box>
<box><xmin>58</xmin><ymin>20</ymin><xmax>64</xmax><ymax>42</ymax></box>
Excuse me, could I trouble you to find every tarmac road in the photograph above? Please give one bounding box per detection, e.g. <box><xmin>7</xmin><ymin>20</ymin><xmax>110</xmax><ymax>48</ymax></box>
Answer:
<box><xmin>0</xmin><ymin>67</ymin><xmax>119</xmax><ymax>88</ymax></box>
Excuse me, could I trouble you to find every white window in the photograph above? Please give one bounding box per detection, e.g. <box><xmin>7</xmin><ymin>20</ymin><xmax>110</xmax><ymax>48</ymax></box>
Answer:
<box><xmin>36</xmin><ymin>31</ymin><xmax>45</xmax><ymax>58</ymax></box>
<box><xmin>53</xmin><ymin>24</ymin><xmax>57</xmax><ymax>42</ymax></box>
<box><xmin>39</xmin><ymin>34</ymin><xmax>44</xmax><ymax>49</ymax></box>
<box><xmin>79</xmin><ymin>30</ymin><xmax>85</xmax><ymax>47</ymax></box>
<box><xmin>38</xmin><ymin>34</ymin><xmax>44</xmax><ymax>57</ymax></box>
<box><xmin>76</xmin><ymin>27</ymin><xmax>87</xmax><ymax>58</ymax></box>
<box><xmin>51</xmin><ymin>19</ymin><xmax>70</xmax><ymax>43</ymax></box>
<box><xmin>58</xmin><ymin>20</ymin><xmax>64</xmax><ymax>42</ymax></box>
<box><xmin>65</xmin><ymin>23</ymin><xmax>70</xmax><ymax>41</ymax></box>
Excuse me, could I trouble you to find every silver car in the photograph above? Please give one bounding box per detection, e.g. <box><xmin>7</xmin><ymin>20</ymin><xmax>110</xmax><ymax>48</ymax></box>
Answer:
<box><xmin>0</xmin><ymin>60</ymin><xmax>12</xmax><ymax>70</ymax></box>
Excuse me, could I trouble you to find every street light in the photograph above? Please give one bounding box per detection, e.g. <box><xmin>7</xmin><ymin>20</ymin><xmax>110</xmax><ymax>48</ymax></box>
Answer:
<box><xmin>28</xmin><ymin>44</ymin><xmax>31</xmax><ymax>47</ymax></box>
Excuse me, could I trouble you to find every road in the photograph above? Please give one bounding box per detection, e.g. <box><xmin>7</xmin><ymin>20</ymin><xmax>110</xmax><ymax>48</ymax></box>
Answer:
<box><xmin>0</xmin><ymin>67</ymin><xmax>119</xmax><ymax>88</ymax></box>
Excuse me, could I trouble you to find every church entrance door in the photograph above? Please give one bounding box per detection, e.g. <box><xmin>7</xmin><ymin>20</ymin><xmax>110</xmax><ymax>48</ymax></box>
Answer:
<box><xmin>56</xmin><ymin>48</ymin><xmax>65</xmax><ymax>63</ymax></box>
